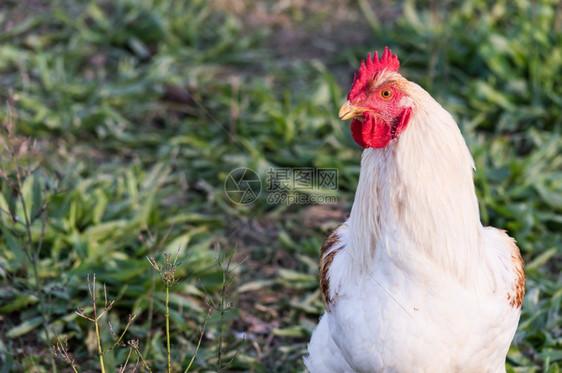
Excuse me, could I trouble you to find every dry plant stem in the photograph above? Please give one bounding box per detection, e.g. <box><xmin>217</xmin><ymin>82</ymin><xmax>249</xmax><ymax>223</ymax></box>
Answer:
<box><xmin>84</xmin><ymin>274</ymin><xmax>115</xmax><ymax>373</ymax></box>
<box><xmin>184</xmin><ymin>307</ymin><xmax>213</xmax><ymax>373</ymax></box>
<box><xmin>53</xmin><ymin>333</ymin><xmax>79</xmax><ymax>373</ymax></box>
<box><xmin>107</xmin><ymin>313</ymin><xmax>138</xmax><ymax>352</ymax></box>
<box><xmin>90</xmin><ymin>275</ymin><xmax>106</xmax><ymax>373</ymax></box>
<box><xmin>130</xmin><ymin>340</ymin><xmax>152</xmax><ymax>372</ymax></box>
<box><xmin>217</xmin><ymin>269</ymin><xmax>226</xmax><ymax>369</ymax></box>
<box><xmin>147</xmin><ymin>249</ymin><xmax>180</xmax><ymax>373</ymax></box>
<box><xmin>141</xmin><ymin>226</ymin><xmax>174</xmax><ymax>360</ymax></box>
<box><xmin>216</xmin><ymin>252</ymin><xmax>235</xmax><ymax>371</ymax></box>
<box><xmin>201</xmin><ymin>249</ymin><xmax>242</xmax><ymax>372</ymax></box>
<box><xmin>95</xmin><ymin>318</ymin><xmax>105</xmax><ymax>373</ymax></box>
<box><xmin>166</xmin><ymin>282</ymin><xmax>171</xmax><ymax>373</ymax></box>
<box><xmin>118</xmin><ymin>347</ymin><xmax>133</xmax><ymax>373</ymax></box>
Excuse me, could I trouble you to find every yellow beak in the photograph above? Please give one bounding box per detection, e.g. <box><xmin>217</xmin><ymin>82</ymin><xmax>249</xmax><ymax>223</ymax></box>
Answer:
<box><xmin>338</xmin><ymin>100</ymin><xmax>367</xmax><ymax>120</ymax></box>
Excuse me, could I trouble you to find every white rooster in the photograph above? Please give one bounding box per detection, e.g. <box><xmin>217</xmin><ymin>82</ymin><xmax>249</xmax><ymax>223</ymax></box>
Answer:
<box><xmin>305</xmin><ymin>47</ymin><xmax>525</xmax><ymax>372</ymax></box>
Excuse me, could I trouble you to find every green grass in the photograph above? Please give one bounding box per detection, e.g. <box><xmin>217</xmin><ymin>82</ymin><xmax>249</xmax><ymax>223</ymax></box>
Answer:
<box><xmin>0</xmin><ymin>0</ymin><xmax>561</xmax><ymax>372</ymax></box>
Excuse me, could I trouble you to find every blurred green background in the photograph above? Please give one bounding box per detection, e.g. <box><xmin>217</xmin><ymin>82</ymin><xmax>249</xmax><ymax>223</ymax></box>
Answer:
<box><xmin>0</xmin><ymin>0</ymin><xmax>560</xmax><ymax>372</ymax></box>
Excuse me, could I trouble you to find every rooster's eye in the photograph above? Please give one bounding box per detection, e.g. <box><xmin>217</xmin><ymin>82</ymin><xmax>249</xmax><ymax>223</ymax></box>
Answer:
<box><xmin>380</xmin><ymin>89</ymin><xmax>392</xmax><ymax>99</ymax></box>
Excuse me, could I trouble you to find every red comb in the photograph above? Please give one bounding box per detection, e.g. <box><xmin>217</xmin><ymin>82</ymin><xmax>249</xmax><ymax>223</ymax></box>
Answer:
<box><xmin>347</xmin><ymin>47</ymin><xmax>400</xmax><ymax>101</ymax></box>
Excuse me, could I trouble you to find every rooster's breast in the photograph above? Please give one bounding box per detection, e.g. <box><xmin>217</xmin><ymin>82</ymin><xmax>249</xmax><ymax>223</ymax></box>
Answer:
<box><xmin>307</xmin><ymin>226</ymin><xmax>521</xmax><ymax>373</ymax></box>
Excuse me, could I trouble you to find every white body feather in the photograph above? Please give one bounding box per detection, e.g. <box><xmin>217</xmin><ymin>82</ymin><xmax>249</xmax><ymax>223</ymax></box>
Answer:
<box><xmin>305</xmin><ymin>77</ymin><xmax>523</xmax><ymax>372</ymax></box>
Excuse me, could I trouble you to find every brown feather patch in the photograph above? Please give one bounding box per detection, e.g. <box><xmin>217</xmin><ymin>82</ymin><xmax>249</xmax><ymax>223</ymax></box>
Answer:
<box><xmin>508</xmin><ymin>241</ymin><xmax>525</xmax><ymax>309</ymax></box>
<box><xmin>319</xmin><ymin>227</ymin><xmax>343</xmax><ymax>312</ymax></box>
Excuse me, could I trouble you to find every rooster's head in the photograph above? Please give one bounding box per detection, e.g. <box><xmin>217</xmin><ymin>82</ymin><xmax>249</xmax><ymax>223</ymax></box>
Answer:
<box><xmin>339</xmin><ymin>47</ymin><xmax>413</xmax><ymax>149</ymax></box>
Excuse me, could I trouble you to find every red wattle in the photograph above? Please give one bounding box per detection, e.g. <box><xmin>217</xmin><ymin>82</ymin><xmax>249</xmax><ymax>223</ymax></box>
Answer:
<box><xmin>351</xmin><ymin>114</ymin><xmax>392</xmax><ymax>149</ymax></box>
<box><xmin>351</xmin><ymin>119</ymin><xmax>367</xmax><ymax>148</ymax></box>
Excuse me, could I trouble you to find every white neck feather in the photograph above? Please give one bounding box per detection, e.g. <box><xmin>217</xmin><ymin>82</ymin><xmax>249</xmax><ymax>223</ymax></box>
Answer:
<box><xmin>348</xmin><ymin>82</ymin><xmax>483</xmax><ymax>284</ymax></box>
